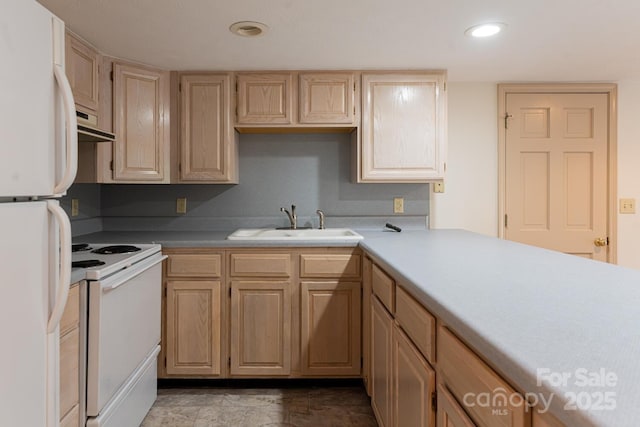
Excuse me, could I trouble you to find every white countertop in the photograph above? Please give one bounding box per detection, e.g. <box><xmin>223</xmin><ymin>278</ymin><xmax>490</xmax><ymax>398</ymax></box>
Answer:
<box><xmin>359</xmin><ymin>229</ymin><xmax>640</xmax><ymax>427</ymax></box>
<box><xmin>72</xmin><ymin>228</ymin><xmax>640</xmax><ymax>425</ymax></box>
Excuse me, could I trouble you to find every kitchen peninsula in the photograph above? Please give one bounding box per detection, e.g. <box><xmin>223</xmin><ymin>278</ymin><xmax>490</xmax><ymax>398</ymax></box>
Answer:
<box><xmin>72</xmin><ymin>228</ymin><xmax>640</xmax><ymax>427</ymax></box>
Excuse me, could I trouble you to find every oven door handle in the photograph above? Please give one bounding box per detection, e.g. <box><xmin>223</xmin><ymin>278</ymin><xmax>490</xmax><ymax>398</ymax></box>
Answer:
<box><xmin>98</xmin><ymin>254</ymin><xmax>167</xmax><ymax>292</ymax></box>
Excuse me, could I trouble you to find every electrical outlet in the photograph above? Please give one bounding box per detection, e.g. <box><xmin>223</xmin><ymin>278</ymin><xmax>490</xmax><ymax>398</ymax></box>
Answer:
<box><xmin>176</xmin><ymin>198</ymin><xmax>187</xmax><ymax>214</ymax></box>
<box><xmin>71</xmin><ymin>199</ymin><xmax>79</xmax><ymax>217</ymax></box>
<box><xmin>433</xmin><ymin>182</ymin><xmax>445</xmax><ymax>193</ymax></box>
<box><xmin>620</xmin><ymin>198</ymin><xmax>636</xmax><ymax>214</ymax></box>
<box><xmin>393</xmin><ymin>197</ymin><xmax>404</xmax><ymax>214</ymax></box>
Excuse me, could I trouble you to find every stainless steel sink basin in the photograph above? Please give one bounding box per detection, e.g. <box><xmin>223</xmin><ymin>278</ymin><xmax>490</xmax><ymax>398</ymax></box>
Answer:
<box><xmin>226</xmin><ymin>228</ymin><xmax>363</xmax><ymax>241</ymax></box>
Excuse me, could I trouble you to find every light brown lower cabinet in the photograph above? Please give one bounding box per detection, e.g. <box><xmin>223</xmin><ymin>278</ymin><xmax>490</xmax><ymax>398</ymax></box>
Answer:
<box><xmin>532</xmin><ymin>411</ymin><xmax>565</xmax><ymax>427</ymax></box>
<box><xmin>60</xmin><ymin>283</ymin><xmax>80</xmax><ymax>427</ymax></box>
<box><xmin>437</xmin><ymin>326</ymin><xmax>530</xmax><ymax>427</ymax></box>
<box><xmin>393</xmin><ymin>325</ymin><xmax>436</xmax><ymax>427</ymax></box>
<box><xmin>165</xmin><ymin>280</ymin><xmax>223</xmax><ymax>376</ymax></box>
<box><xmin>437</xmin><ymin>383</ymin><xmax>477</xmax><ymax>427</ymax></box>
<box><xmin>371</xmin><ymin>296</ymin><xmax>394</xmax><ymax>427</ymax></box>
<box><xmin>230</xmin><ymin>280</ymin><xmax>292</xmax><ymax>376</ymax></box>
<box><xmin>300</xmin><ymin>281</ymin><xmax>361</xmax><ymax>376</ymax></box>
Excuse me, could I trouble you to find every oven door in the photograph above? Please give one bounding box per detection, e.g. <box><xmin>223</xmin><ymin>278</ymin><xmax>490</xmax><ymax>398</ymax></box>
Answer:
<box><xmin>86</xmin><ymin>252</ymin><xmax>166</xmax><ymax>416</ymax></box>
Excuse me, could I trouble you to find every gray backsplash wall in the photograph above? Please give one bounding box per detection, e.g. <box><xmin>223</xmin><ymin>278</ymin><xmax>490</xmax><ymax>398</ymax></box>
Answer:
<box><xmin>60</xmin><ymin>183</ymin><xmax>103</xmax><ymax>236</ymax></box>
<box><xmin>100</xmin><ymin>133</ymin><xmax>429</xmax><ymax>231</ymax></box>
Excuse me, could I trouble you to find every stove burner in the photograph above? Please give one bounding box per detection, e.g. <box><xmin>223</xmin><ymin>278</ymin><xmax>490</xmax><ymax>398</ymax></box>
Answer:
<box><xmin>72</xmin><ymin>243</ymin><xmax>92</xmax><ymax>252</ymax></box>
<box><xmin>92</xmin><ymin>245</ymin><xmax>142</xmax><ymax>255</ymax></box>
<box><xmin>72</xmin><ymin>260</ymin><xmax>106</xmax><ymax>268</ymax></box>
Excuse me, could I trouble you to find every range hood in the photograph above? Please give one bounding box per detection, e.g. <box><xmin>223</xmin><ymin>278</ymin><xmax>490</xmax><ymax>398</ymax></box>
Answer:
<box><xmin>77</xmin><ymin>110</ymin><xmax>115</xmax><ymax>143</ymax></box>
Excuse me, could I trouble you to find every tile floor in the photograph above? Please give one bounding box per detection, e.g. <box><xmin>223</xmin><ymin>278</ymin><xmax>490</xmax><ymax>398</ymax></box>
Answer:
<box><xmin>141</xmin><ymin>386</ymin><xmax>378</xmax><ymax>427</ymax></box>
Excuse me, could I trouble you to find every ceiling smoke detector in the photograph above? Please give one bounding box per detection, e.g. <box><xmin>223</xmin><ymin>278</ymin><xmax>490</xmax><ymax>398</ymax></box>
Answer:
<box><xmin>229</xmin><ymin>21</ymin><xmax>268</xmax><ymax>37</ymax></box>
<box><xmin>464</xmin><ymin>23</ymin><xmax>506</xmax><ymax>38</ymax></box>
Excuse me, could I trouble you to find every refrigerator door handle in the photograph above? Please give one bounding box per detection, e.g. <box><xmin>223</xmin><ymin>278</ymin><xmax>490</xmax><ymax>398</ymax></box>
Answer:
<box><xmin>46</xmin><ymin>200</ymin><xmax>72</xmax><ymax>333</ymax></box>
<box><xmin>52</xmin><ymin>15</ymin><xmax>78</xmax><ymax>196</ymax></box>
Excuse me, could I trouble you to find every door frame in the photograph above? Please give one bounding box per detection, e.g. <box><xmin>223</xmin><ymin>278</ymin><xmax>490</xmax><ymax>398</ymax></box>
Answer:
<box><xmin>497</xmin><ymin>83</ymin><xmax>618</xmax><ymax>263</ymax></box>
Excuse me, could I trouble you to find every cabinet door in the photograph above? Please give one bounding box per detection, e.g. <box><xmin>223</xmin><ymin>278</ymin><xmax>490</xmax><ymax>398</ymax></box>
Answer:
<box><xmin>113</xmin><ymin>63</ymin><xmax>170</xmax><ymax>182</ymax></box>
<box><xmin>393</xmin><ymin>326</ymin><xmax>436</xmax><ymax>427</ymax></box>
<box><xmin>299</xmin><ymin>72</ymin><xmax>355</xmax><ymax>124</ymax></box>
<box><xmin>300</xmin><ymin>281</ymin><xmax>361</xmax><ymax>376</ymax></box>
<box><xmin>362</xmin><ymin>257</ymin><xmax>373</xmax><ymax>396</ymax></box>
<box><xmin>371</xmin><ymin>296</ymin><xmax>394</xmax><ymax>427</ymax></box>
<box><xmin>65</xmin><ymin>32</ymin><xmax>99</xmax><ymax>113</ymax></box>
<box><xmin>236</xmin><ymin>73</ymin><xmax>293</xmax><ymax>125</ymax></box>
<box><xmin>533</xmin><ymin>411</ymin><xmax>565</xmax><ymax>427</ymax></box>
<box><xmin>360</xmin><ymin>72</ymin><xmax>447</xmax><ymax>182</ymax></box>
<box><xmin>437</xmin><ymin>384</ymin><xmax>477</xmax><ymax>427</ymax></box>
<box><xmin>165</xmin><ymin>280</ymin><xmax>222</xmax><ymax>376</ymax></box>
<box><xmin>230</xmin><ymin>280</ymin><xmax>292</xmax><ymax>376</ymax></box>
<box><xmin>180</xmin><ymin>74</ymin><xmax>237</xmax><ymax>182</ymax></box>
<box><xmin>60</xmin><ymin>327</ymin><xmax>80</xmax><ymax>421</ymax></box>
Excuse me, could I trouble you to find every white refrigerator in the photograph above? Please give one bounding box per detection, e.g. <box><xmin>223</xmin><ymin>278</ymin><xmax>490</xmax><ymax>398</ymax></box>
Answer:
<box><xmin>0</xmin><ymin>1</ymin><xmax>78</xmax><ymax>426</ymax></box>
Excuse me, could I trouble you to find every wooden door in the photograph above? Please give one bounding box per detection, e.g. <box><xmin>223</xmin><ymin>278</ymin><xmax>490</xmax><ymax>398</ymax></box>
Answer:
<box><xmin>371</xmin><ymin>296</ymin><xmax>394</xmax><ymax>427</ymax></box>
<box><xmin>165</xmin><ymin>280</ymin><xmax>222</xmax><ymax>376</ymax></box>
<box><xmin>180</xmin><ymin>74</ymin><xmax>237</xmax><ymax>182</ymax></box>
<box><xmin>236</xmin><ymin>73</ymin><xmax>293</xmax><ymax>125</ymax></box>
<box><xmin>393</xmin><ymin>326</ymin><xmax>436</xmax><ymax>427</ymax></box>
<box><xmin>436</xmin><ymin>384</ymin><xmax>477</xmax><ymax>427</ymax></box>
<box><xmin>298</xmin><ymin>72</ymin><xmax>356</xmax><ymax>124</ymax></box>
<box><xmin>360</xmin><ymin>72</ymin><xmax>447</xmax><ymax>182</ymax></box>
<box><xmin>300</xmin><ymin>281</ymin><xmax>361</xmax><ymax>376</ymax></box>
<box><xmin>113</xmin><ymin>62</ymin><xmax>170</xmax><ymax>182</ymax></box>
<box><xmin>230</xmin><ymin>280</ymin><xmax>292</xmax><ymax>376</ymax></box>
<box><xmin>504</xmin><ymin>93</ymin><xmax>609</xmax><ymax>260</ymax></box>
<box><xmin>65</xmin><ymin>32</ymin><xmax>99</xmax><ymax>113</ymax></box>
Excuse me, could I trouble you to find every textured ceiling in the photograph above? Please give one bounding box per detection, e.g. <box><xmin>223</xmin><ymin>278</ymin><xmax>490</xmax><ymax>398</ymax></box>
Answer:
<box><xmin>38</xmin><ymin>0</ymin><xmax>640</xmax><ymax>81</ymax></box>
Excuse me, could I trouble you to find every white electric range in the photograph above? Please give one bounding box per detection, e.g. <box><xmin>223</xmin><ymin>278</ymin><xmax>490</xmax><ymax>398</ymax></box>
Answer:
<box><xmin>71</xmin><ymin>243</ymin><xmax>166</xmax><ymax>427</ymax></box>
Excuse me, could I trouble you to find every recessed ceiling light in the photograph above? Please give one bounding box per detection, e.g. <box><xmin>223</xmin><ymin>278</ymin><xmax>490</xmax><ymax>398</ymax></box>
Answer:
<box><xmin>229</xmin><ymin>21</ymin><xmax>268</xmax><ymax>37</ymax></box>
<box><xmin>464</xmin><ymin>23</ymin><xmax>506</xmax><ymax>38</ymax></box>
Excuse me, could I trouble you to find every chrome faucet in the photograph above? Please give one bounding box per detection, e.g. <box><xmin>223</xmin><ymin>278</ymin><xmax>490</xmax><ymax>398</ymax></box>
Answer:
<box><xmin>280</xmin><ymin>205</ymin><xmax>297</xmax><ymax>229</ymax></box>
<box><xmin>316</xmin><ymin>209</ymin><xmax>325</xmax><ymax>229</ymax></box>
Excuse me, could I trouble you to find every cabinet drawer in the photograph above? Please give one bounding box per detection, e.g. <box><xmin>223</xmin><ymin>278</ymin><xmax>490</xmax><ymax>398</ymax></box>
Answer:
<box><xmin>395</xmin><ymin>286</ymin><xmax>436</xmax><ymax>364</ymax></box>
<box><xmin>229</xmin><ymin>253</ymin><xmax>291</xmax><ymax>277</ymax></box>
<box><xmin>300</xmin><ymin>253</ymin><xmax>361</xmax><ymax>278</ymax></box>
<box><xmin>166</xmin><ymin>253</ymin><xmax>222</xmax><ymax>277</ymax></box>
<box><xmin>60</xmin><ymin>284</ymin><xmax>80</xmax><ymax>336</ymax></box>
<box><xmin>372</xmin><ymin>264</ymin><xmax>394</xmax><ymax>313</ymax></box>
<box><xmin>438</xmin><ymin>327</ymin><xmax>528</xmax><ymax>427</ymax></box>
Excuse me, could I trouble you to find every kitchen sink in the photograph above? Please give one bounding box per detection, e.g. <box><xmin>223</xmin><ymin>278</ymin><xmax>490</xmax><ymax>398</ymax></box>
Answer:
<box><xmin>226</xmin><ymin>228</ymin><xmax>363</xmax><ymax>241</ymax></box>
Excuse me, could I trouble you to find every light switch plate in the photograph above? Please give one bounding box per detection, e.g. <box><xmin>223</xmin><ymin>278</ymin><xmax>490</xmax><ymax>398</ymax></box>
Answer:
<box><xmin>433</xmin><ymin>182</ymin><xmax>445</xmax><ymax>193</ymax></box>
<box><xmin>620</xmin><ymin>198</ymin><xmax>636</xmax><ymax>214</ymax></box>
<box><xmin>176</xmin><ymin>198</ymin><xmax>187</xmax><ymax>214</ymax></box>
<box><xmin>393</xmin><ymin>197</ymin><xmax>404</xmax><ymax>214</ymax></box>
<box><xmin>71</xmin><ymin>199</ymin><xmax>79</xmax><ymax>217</ymax></box>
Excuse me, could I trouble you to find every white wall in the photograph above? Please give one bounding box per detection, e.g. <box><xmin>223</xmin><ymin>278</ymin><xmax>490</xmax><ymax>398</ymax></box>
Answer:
<box><xmin>616</xmin><ymin>79</ymin><xmax>640</xmax><ymax>270</ymax></box>
<box><xmin>430</xmin><ymin>82</ymin><xmax>499</xmax><ymax>237</ymax></box>
<box><xmin>431</xmin><ymin>81</ymin><xmax>640</xmax><ymax>270</ymax></box>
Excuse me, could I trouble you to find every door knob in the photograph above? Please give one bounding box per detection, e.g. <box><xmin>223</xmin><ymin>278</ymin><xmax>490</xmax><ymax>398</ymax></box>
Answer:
<box><xmin>594</xmin><ymin>237</ymin><xmax>607</xmax><ymax>247</ymax></box>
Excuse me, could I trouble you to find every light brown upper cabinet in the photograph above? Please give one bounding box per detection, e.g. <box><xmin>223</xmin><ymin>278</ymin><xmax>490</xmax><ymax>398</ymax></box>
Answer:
<box><xmin>113</xmin><ymin>62</ymin><xmax>170</xmax><ymax>182</ymax></box>
<box><xmin>298</xmin><ymin>72</ymin><xmax>356</xmax><ymax>124</ymax></box>
<box><xmin>359</xmin><ymin>71</ymin><xmax>447</xmax><ymax>182</ymax></box>
<box><xmin>235</xmin><ymin>71</ymin><xmax>359</xmax><ymax>129</ymax></box>
<box><xmin>179</xmin><ymin>74</ymin><xmax>238</xmax><ymax>183</ymax></box>
<box><xmin>236</xmin><ymin>72</ymin><xmax>293</xmax><ymax>125</ymax></box>
<box><xmin>65</xmin><ymin>31</ymin><xmax>99</xmax><ymax>114</ymax></box>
